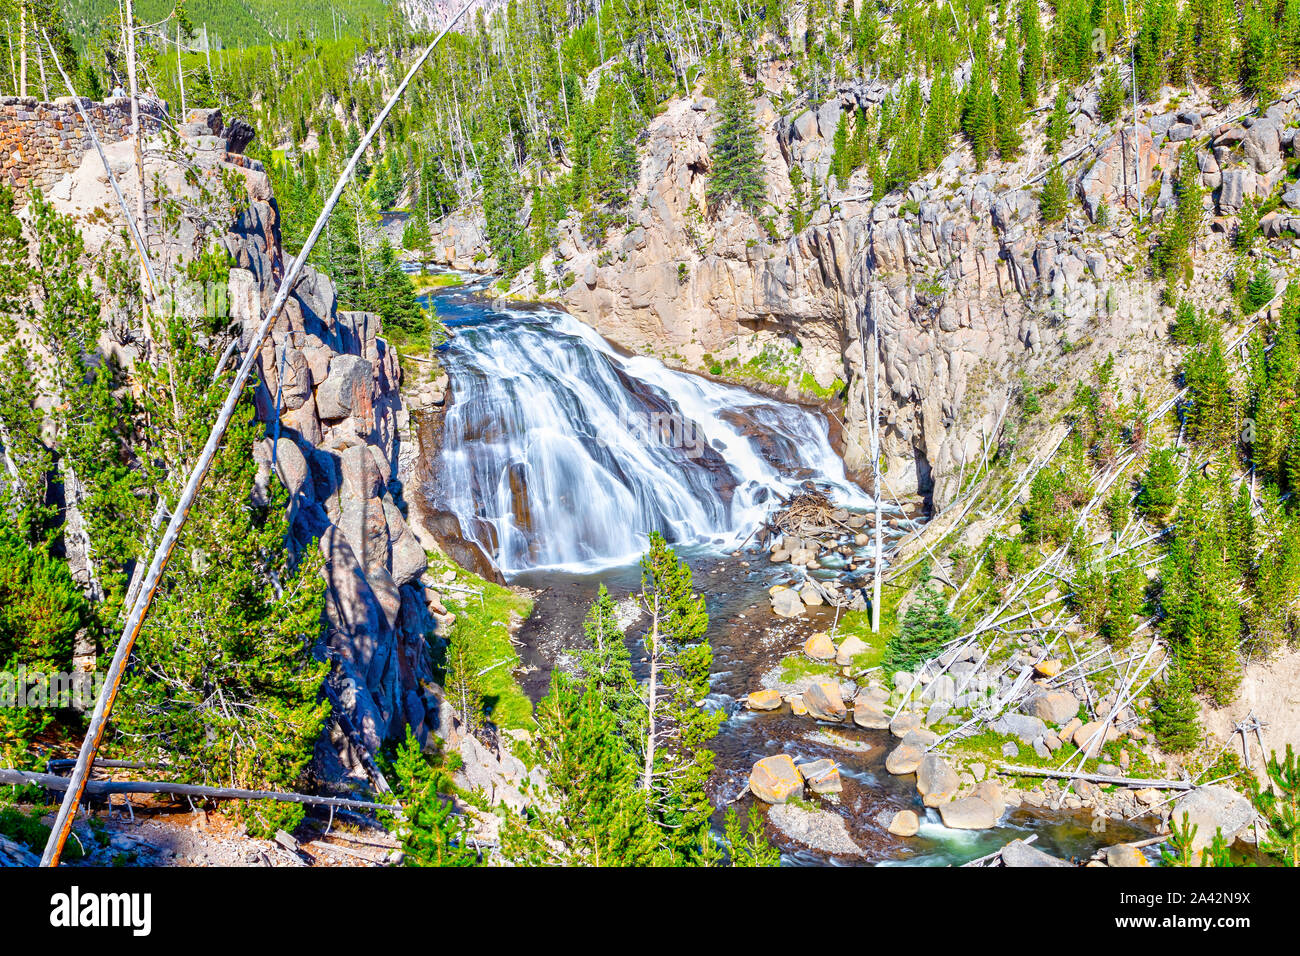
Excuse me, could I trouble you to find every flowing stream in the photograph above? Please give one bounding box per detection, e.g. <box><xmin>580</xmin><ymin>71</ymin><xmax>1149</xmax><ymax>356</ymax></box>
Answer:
<box><xmin>418</xmin><ymin>273</ymin><xmax>1152</xmax><ymax>865</ymax></box>
<box><xmin>430</xmin><ymin>277</ymin><xmax>869</xmax><ymax>575</ymax></box>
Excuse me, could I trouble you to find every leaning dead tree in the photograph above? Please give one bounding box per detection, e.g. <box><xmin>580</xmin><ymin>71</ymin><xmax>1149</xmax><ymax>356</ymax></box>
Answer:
<box><xmin>39</xmin><ymin>0</ymin><xmax>480</xmax><ymax>868</ymax></box>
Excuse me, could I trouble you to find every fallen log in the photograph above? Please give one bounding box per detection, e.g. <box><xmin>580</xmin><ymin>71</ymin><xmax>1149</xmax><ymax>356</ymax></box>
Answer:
<box><xmin>0</xmin><ymin>769</ymin><xmax>401</xmax><ymax>812</ymax></box>
<box><xmin>996</xmin><ymin>765</ymin><xmax>1193</xmax><ymax>789</ymax></box>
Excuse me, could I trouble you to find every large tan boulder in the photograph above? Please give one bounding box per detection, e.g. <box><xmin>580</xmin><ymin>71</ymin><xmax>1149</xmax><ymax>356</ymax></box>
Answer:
<box><xmin>885</xmin><ymin>742</ymin><xmax>924</xmax><ymax>775</ymax></box>
<box><xmin>749</xmin><ymin>754</ymin><xmax>803</xmax><ymax>804</ymax></box>
<box><xmin>887</xmin><ymin>810</ymin><xmax>920</xmax><ymax>837</ymax></box>
<box><xmin>852</xmin><ymin>701</ymin><xmax>890</xmax><ymax>729</ymax></box>
<box><xmin>770</xmin><ymin>586</ymin><xmax>805</xmax><ymax>618</ymax></box>
<box><xmin>803</xmin><ymin>632</ymin><xmax>836</xmax><ymax>661</ymax></box>
<box><xmin>804</xmin><ymin>680</ymin><xmax>848</xmax><ymax>722</ymax></box>
<box><xmin>746</xmin><ymin>689</ymin><xmax>783</xmax><ymax>711</ymax></box>
<box><xmin>939</xmin><ymin>795</ymin><xmax>998</xmax><ymax>830</ymax></box>
<box><xmin>890</xmin><ymin>711</ymin><xmax>922</xmax><ymax>738</ymax></box>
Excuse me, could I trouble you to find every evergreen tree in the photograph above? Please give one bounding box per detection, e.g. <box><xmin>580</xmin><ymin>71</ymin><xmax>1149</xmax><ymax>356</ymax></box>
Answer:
<box><xmin>707</xmin><ymin>60</ymin><xmax>767</xmax><ymax>216</ymax></box>
<box><xmin>1019</xmin><ymin>0</ymin><xmax>1043</xmax><ymax>105</ymax></box>
<box><xmin>1098</xmin><ymin>64</ymin><xmax>1125</xmax><ymax>124</ymax></box>
<box><xmin>724</xmin><ymin>806</ymin><xmax>780</xmax><ymax>866</ymax></box>
<box><xmin>962</xmin><ymin>65</ymin><xmax>997</xmax><ymax>170</ymax></box>
<box><xmin>637</xmin><ymin>532</ymin><xmax>721</xmax><ymax>863</ymax></box>
<box><xmin>386</xmin><ymin>729</ymin><xmax>479</xmax><ymax>867</ymax></box>
<box><xmin>1253</xmin><ymin>744</ymin><xmax>1300</xmax><ymax>866</ymax></box>
<box><xmin>995</xmin><ymin>32</ymin><xmax>1025</xmax><ymax>159</ymax></box>
<box><xmin>1038</xmin><ymin>163</ymin><xmax>1068</xmax><ymax>222</ymax></box>
<box><xmin>1138</xmin><ymin>447</ymin><xmax>1180</xmax><ymax>522</ymax></box>
<box><xmin>1150</xmin><ymin>652</ymin><xmax>1202</xmax><ymax>752</ymax></box>
<box><xmin>882</xmin><ymin>565</ymin><xmax>959</xmax><ymax>675</ymax></box>
<box><xmin>1045</xmin><ymin>87</ymin><xmax>1070</xmax><ymax>155</ymax></box>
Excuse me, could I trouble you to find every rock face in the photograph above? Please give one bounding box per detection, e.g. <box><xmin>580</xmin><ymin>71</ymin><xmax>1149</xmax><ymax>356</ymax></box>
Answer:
<box><xmin>45</xmin><ymin>108</ymin><xmax>444</xmax><ymax>777</ymax></box>
<box><xmin>497</xmin><ymin>83</ymin><xmax>1194</xmax><ymax>512</ymax></box>
<box><xmin>749</xmin><ymin>754</ymin><xmax>804</xmax><ymax>804</ymax></box>
<box><xmin>1171</xmin><ymin>786</ymin><xmax>1258</xmax><ymax>852</ymax></box>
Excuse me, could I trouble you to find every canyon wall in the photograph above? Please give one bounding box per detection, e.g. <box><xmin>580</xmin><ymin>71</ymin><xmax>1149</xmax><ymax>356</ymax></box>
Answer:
<box><xmin>492</xmin><ymin>75</ymin><xmax>1300</xmax><ymax>510</ymax></box>
<box><xmin>43</xmin><ymin>107</ymin><xmax>448</xmax><ymax>779</ymax></box>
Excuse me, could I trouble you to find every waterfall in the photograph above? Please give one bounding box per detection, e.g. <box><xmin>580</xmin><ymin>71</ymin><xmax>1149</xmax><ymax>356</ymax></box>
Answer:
<box><xmin>430</xmin><ymin>292</ymin><xmax>870</xmax><ymax>576</ymax></box>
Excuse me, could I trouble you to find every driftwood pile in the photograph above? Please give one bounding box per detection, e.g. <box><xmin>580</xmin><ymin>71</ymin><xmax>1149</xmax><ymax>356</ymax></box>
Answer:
<box><xmin>764</xmin><ymin>490</ymin><xmax>860</xmax><ymax>541</ymax></box>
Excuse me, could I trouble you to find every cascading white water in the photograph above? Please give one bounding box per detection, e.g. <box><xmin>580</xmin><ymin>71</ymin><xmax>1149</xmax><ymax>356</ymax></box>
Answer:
<box><xmin>432</xmin><ymin>298</ymin><xmax>871</xmax><ymax>576</ymax></box>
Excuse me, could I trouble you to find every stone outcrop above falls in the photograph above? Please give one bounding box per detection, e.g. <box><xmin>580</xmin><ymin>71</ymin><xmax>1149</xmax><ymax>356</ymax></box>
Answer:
<box><xmin>507</xmin><ymin>82</ymin><xmax>1185</xmax><ymax>508</ymax></box>
<box><xmin>44</xmin><ymin>106</ymin><xmax>445</xmax><ymax>778</ymax></box>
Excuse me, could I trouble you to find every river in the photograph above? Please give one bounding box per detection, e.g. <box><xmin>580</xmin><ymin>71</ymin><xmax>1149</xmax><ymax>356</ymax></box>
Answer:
<box><xmin>415</xmin><ymin>271</ymin><xmax>1153</xmax><ymax>865</ymax></box>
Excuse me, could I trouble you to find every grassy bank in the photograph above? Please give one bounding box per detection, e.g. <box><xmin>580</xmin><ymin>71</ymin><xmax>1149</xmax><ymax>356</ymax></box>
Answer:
<box><xmin>426</xmin><ymin>551</ymin><xmax>535</xmax><ymax>731</ymax></box>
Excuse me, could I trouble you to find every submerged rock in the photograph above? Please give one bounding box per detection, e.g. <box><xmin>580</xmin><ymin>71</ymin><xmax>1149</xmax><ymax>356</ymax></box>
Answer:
<box><xmin>768</xmin><ymin>803</ymin><xmax>865</xmax><ymax>857</ymax></box>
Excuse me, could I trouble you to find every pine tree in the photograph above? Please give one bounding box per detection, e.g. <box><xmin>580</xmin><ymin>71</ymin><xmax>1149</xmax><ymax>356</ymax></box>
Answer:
<box><xmin>386</xmin><ymin>729</ymin><xmax>480</xmax><ymax>867</ymax></box>
<box><xmin>962</xmin><ymin>66</ymin><xmax>997</xmax><ymax>170</ymax></box>
<box><xmin>579</xmin><ymin>584</ymin><xmax>643</xmax><ymax>745</ymax></box>
<box><xmin>707</xmin><ymin>60</ymin><xmax>767</xmax><ymax>216</ymax></box>
<box><xmin>1045</xmin><ymin>87</ymin><xmax>1070</xmax><ymax>155</ymax></box>
<box><xmin>995</xmin><ymin>32</ymin><xmax>1025</xmax><ymax>159</ymax></box>
<box><xmin>1019</xmin><ymin>0</ymin><xmax>1043</xmax><ymax>105</ymax></box>
<box><xmin>1038</xmin><ymin>162</ymin><xmax>1068</xmax><ymax>222</ymax></box>
<box><xmin>1253</xmin><ymin>744</ymin><xmax>1300</xmax><ymax>866</ymax></box>
<box><xmin>882</xmin><ymin>565</ymin><xmax>959</xmax><ymax>675</ymax></box>
<box><xmin>1151</xmin><ymin>652</ymin><xmax>1202</xmax><ymax>752</ymax></box>
<box><xmin>1098</xmin><ymin>64</ymin><xmax>1125</xmax><ymax>124</ymax></box>
<box><xmin>637</xmin><ymin>532</ymin><xmax>721</xmax><ymax>863</ymax></box>
<box><xmin>724</xmin><ymin>807</ymin><xmax>780</xmax><ymax>866</ymax></box>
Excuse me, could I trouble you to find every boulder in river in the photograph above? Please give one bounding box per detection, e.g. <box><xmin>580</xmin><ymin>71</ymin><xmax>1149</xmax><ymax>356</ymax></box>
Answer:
<box><xmin>749</xmin><ymin>754</ymin><xmax>804</xmax><ymax>804</ymax></box>
<box><xmin>939</xmin><ymin>794</ymin><xmax>999</xmax><ymax>829</ymax></box>
<box><xmin>798</xmin><ymin>758</ymin><xmax>843</xmax><ymax>795</ymax></box>
<box><xmin>887</xmin><ymin>810</ymin><xmax>920</xmax><ymax>837</ymax></box>
<box><xmin>885</xmin><ymin>742</ymin><xmax>924</xmax><ymax>775</ymax></box>
<box><xmin>1000</xmin><ymin>839</ymin><xmax>1072</xmax><ymax>867</ymax></box>
<box><xmin>916</xmin><ymin>754</ymin><xmax>959</xmax><ymax>807</ymax></box>
<box><xmin>799</xmin><ymin>582</ymin><xmax>825</xmax><ymax>607</ymax></box>
<box><xmin>1171</xmin><ymin>785</ymin><xmax>1258</xmax><ymax>852</ymax></box>
<box><xmin>1103</xmin><ymin>843</ymin><xmax>1150</xmax><ymax>867</ymax></box>
<box><xmin>746</xmin><ymin>689</ymin><xmax>783</xmax><ymax>711</ymax></box>
<box><xmin>804</xmin><ymin>680</ymin><xmax>848</xmax><ymax>722</ymax></box>
<box><xmin>852</xmin><ymin>701</ymin><xmax>890</xmax><ymax>729</ymax></box>
<box><xmin>770</xmin><ymin>586</ymin><xmax>805</xmax><ymax>618</ymax></box>
<box><xmin>803</xmin><ymin>632</ymin><xmax>836</xmax><ymax>661</ymax></box>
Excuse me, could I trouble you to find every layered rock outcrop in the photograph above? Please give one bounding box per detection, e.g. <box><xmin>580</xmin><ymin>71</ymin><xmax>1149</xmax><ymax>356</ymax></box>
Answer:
<box><xmin>495</xmin><ymin>77</ymin><xmax>1300</xmax><ymax>509</ymax></box>
<box><xmin>43</xmin><ymin>105</ymin><xmax>445</xmax><ymax>776</ymax></box>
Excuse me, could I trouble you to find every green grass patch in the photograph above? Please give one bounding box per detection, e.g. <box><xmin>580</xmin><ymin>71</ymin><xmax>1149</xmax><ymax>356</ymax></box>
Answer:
<box><xmin>799</xmin><ymin>372</ymin><xmax>846</xmax><ymax>401</ymax></box>
<box><xmin>411</xmin><ymin>272</ymin><xmax>463</xmax><ymax>291</ymax></box>
<box><xmin>427</xmin><ymin>552</ymin><xmax>535</xmax><ymax>730</ymax></box>
<box><xmin>778</xmin><ymin>654</ymin><xmax>839</xmax><ymax>685</ymax></box>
